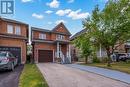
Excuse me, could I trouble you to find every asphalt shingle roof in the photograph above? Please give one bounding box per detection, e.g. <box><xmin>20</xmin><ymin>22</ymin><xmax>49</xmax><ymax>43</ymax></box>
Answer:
<box><xmin>70</xmin><ymin>29</ymin><xmax>87</xmax><ymax>41</ymax></box>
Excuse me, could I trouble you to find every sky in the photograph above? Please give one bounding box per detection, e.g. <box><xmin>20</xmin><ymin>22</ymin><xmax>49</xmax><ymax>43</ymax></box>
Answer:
<box><xmin>1</xmin><ymin>0</ymin><xmax>108</xmax><ymax>35</ymax></box>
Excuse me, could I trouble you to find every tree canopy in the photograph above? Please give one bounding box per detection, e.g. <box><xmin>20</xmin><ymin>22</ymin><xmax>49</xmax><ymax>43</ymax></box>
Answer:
<box><xmin>76</xmin><ymin>0</ymin><xmax>130</xmax><ymax>66</ymax></box>
<box><xmin>73</xmin><ymin>33</ymin><xmax>93</xmax><ymax>63</ymax></box>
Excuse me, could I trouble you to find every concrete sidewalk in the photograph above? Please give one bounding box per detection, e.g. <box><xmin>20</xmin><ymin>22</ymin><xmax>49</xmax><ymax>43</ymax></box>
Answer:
<box><xmin>66</xmin><ymin>64</ymin><xmax>130</xmax><ymax>84</ymax></box>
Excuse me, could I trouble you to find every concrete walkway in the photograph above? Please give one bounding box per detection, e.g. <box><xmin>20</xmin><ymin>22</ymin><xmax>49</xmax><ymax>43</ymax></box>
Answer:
<box><xmin>66</xmin><ymin>64</ymin><xmax>130</xmax><ymax>84</ymax></box>
<box><xmin>37</xmin><ymin>63</ymin><xmax>130</xmax><ymax>87</ymax></box>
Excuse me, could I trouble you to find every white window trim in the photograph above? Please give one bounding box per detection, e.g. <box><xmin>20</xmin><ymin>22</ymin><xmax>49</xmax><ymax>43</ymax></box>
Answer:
<box><xmin>39</xmin><ymin>33</ymin><xmax>46</xmax><ymax>39</ymax></box>
<box><xmin>56</xmin><ymin>34</ymin><xmax>65</xmax><ymax>40</ymax></box>
<box><xmin>15</xmin><ymin>26</ymin><xmax>21</xmax><ymax>35</ymax></box>
<box><xmin>7</xmin><ymin>24</ymin><xmax>13</xmax><ymax>34</ymax></box>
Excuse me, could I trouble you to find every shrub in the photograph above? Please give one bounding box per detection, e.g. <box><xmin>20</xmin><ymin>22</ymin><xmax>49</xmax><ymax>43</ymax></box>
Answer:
<box><xmin>126</xmin><ymin>60</ymin><xmax>130</xmax><ymax>63</ymax></box>
<box><xmin>93</xmin><ymin>57</ymin><xmax>100</xmax><ymax>63</ymax></box>
<box><xmin>101</xmin><ymin>57</ymin><xmax>108</xmax><ymax>63</ymax></box>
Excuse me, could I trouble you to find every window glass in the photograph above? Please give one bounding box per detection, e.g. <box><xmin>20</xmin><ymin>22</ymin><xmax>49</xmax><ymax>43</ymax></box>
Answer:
<box><xmin>6</xmin><ymin>52</ymin><xmax>14</xmax><ymax>58</ymax></box>
<box><xmin>9</xmin><ymin>54</ymin><xmax>12</xmax><ymax>57</ymax></box>
<box><xmin>7</xmin><ymin>24</ymin><xmax>13</xmax><ymax>34</ymax></box>
<box><xmin>57</xmin><ymin>34</ymin><xmax>65</xmax><ymax>40</ymax></box>
<box><xmin>15</xmin><ymin>26</ymin><xmax>21</xmax><ymax>35</ymax></box>
<box><xmin>0</xmin><ymin>52</ymin><xmax>6</xmax><ymax>57</ymax></box>
<box><xmin>39</xmin><ymin>33</ymin><xmax>46</xmax><ymax>39</ymax></box>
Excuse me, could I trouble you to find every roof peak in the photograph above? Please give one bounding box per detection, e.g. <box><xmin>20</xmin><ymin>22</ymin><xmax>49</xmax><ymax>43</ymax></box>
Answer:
<box><xmin>52</xmin><ymin>22</ymin><xmax>71</xmax><ymax>36</ymax></box>
<box><xmin>32</xmin><ymin>22</ymin><xmax>71</xmax><ymax>36</ymax></box>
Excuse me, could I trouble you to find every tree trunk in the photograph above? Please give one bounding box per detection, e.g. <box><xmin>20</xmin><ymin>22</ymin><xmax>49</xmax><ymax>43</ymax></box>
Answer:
<box><xmin>106</xmin><ymin>48</ymin><xmax>112</xmax><ymax>67</ymax></box>
<box><xmin>85</xmin><ymin>57</ymin><xmax>88</xmax><ymax>64</ymax></box>
<box><xmin>107</xmin><ymin>56</ymin><xmax>111</xmax><ymax>67</ymax></box>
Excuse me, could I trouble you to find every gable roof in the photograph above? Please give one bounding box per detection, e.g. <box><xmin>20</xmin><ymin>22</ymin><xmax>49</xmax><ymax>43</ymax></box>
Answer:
<box><xmin>31</xmin><ymin>27</ymin><xmax>51</xmax><ymax>33</ymax></box>
<box><xmin>52</xmin><ymin>22</ymin><xmax>71</xmax><ymax>36</ymax></box>
<box><xmin>70</xmin><ymin>29</ymin><xmax>87</xmax><ymax>41</ymax></box>
<box><xmin>32</xmin><ymin>22</ymin><xmax>71</xmax><ymax>36</ymax></box>
<box><xmin>0</xmin><ymin>17</ymin><xmax>28</xmax><ymax>26</ymax></box>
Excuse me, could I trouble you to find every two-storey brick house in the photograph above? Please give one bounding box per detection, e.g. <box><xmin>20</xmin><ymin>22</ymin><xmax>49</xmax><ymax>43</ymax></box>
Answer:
<box><xmin>70</xmin><ymin>29</ymin><xmax>130</xmax><ymax>62</ymax></box>
<box><xmin>31</xmin><ymin>22</ymin><xmax>71</xmax><ymax>63</ymax></box>
<box><xmin>0</xmin><ymin>17</ymin><xmax>28</xmax><ymax>64</ymax></box>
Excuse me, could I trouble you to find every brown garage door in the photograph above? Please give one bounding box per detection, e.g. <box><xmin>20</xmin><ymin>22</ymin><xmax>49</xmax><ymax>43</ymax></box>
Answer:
<box><xmin>38</xmin><ymin>50</ymin><xmax>53</xmax><ymax>62</ymax></box>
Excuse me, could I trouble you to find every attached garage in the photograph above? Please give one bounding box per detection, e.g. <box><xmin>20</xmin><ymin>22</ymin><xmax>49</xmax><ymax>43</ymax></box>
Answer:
<box><xmin>0</xmin><ymin>46</ymin><xmax>21</xmax><ymax>64</ymax></box>
<box><xmin>38</xmin><ymin>50</ymin><xmax>53</xmax><ymax>62</ymax></box>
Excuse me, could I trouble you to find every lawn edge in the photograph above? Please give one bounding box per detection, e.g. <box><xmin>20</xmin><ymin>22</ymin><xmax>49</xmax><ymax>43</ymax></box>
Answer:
<box><xmin>18</xmin><ymin>64</ymin><xmax>25</xmax><ymax>87</ymax></box>
<box><xmin>35</xmin><ymin>64</ymin><xmax>49</xmax><ymax>87</ymax></box>
<box><xmin>18</xmin><ymin>64</ymin><xmax>49</xmax><ymax>87</ymax></box>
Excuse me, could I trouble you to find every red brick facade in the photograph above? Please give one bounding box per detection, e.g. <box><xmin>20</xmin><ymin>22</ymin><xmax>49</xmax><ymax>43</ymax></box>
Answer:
<box><xmin>0</xmin><ymin>18</ymin><xmax>28</xmax><ymax>64</ymax></box>
<box><xmin>32</xmin><ymin>23</ymin><xmax>71</xmax><ymax>63</ymax></box>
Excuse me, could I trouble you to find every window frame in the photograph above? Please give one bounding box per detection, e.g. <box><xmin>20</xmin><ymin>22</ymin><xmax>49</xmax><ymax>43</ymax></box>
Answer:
<box><xmin>15</xmin><ymin>26</ymin><xmax>21</xmax><ymax>35</ymax></box>
<box><xmin>57</xmin><ymin>34</ymin><xmax>65</xmax><ymax>40</ymax></box>
<box><xmin>39</xmin><ymin>33</ymin><xmax>46</xmax><ymax>39</ymax></box>
<box><xmin>7</xmin><ymin>24</ymin><xmax>13</xmax><ymax>34</ymax></box>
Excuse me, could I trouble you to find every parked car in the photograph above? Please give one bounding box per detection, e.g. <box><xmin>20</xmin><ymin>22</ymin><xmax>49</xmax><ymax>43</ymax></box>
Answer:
<box><xmin>0</xmin><ymin>51</ymin><xmax>18</xmax><ymax>71</ymax></box>
<box><xmin>117</xmin><ymin>53</ymin><xmax>129</xmax><ymax>61</ymax></box>
<box><xmin>127</xmin><ymin>53</ymin><xmax>130</xmax><ymax>59</ymax></box>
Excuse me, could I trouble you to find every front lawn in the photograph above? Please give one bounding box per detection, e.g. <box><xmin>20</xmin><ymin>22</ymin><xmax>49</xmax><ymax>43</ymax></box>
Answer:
<box><xmin>82</xmin><ymin>62</ymin><xmax>130</xmax><ymax>74</ymax></box>
<box><xmin>19</xmin><ymin>64</ymin><xmax>48</xmax><ymax>87</ymax></box>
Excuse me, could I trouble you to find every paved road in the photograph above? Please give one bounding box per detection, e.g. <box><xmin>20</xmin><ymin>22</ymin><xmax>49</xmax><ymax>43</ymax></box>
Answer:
<box><xmin>37</xmin><ymin>63</ymin><xmax>130</xmax><ymax>87</ymax></box>
<box><xmin>67</xmin><ymin>64</ymin><xmax>130</xmax><ymax>84</ymax></box>
<box><xmin>0</xmin><ymin>65</ymin><xmax>24</xmax><ymax>87</ymax></box>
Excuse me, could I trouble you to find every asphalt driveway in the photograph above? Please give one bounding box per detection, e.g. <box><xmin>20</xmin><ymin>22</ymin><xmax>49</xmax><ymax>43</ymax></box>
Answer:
<box><xmin>0</xmin><ymin>65</ymin><xmax>24</xmax><ymax>87</ymax></box>
<box><xmin>37</xmin><ymin>63</ymin><xmax>130</xmax><ymax>87</ymax></box>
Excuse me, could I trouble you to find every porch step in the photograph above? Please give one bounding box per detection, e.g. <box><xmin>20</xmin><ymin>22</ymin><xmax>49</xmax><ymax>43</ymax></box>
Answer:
<box><xmin>64</xmin><ymin>57</ymin><xmax>71</xmax><ymax>64</ymax></box>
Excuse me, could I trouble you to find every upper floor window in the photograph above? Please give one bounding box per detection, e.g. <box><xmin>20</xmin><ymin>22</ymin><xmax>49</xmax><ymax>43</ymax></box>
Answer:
<box><xmin>56</xmin><ymin>34</ymin><xmax>65</xmax><ymax>40</ymax></box>
<box><xmin>39</xmin><ymin>33</ymin><xmax>46</xmax><ymax>39</ymax></box>
<box><xmin>7</xmin><ymin>24</ymin><xmax>13</xmax><ymax>34</ymax></box>
<box><xmin>15</xmin><ymin>26</ymin><xmax>21</xmax><ymax>35</ymax></box>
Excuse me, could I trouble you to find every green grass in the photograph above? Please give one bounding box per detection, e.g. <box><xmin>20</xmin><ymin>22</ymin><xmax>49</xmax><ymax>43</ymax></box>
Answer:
<box><xmin>19</xmin><ymin>64</ymin><xmax>48</xmax><ymax>87</ymax></box>
<box><xmin>82</xmin><ymin>62</ymin><xmax>130</xmax><ymax>74</ymax></box>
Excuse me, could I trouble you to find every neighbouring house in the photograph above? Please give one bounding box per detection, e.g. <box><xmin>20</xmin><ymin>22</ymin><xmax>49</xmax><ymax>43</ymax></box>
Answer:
<box><xmin>70</xmin><ymin>29</ymin><xmax>87</xmax><ymax>61</ymax></box>
<box><xmin>70</xmin><ymin>29</ymin><xmax>130</xmax><ymax>61</ymax></box>
<box><xmin>31</xmin><ymin>22</ymin><xmax>72</xmax><ymax>63</ymax></box>
<box><xmin>0</xmin><ymin>17</ymin><xmax>29</xmax><ymax>64</ymax></box>
<box><xmin>124</xmin><ymin>43</ymin><xmax>130</xmax><ymax>53</ymax></box>
<box><xmin>114</xmin><ymin>40</ymin><xmax>130</xmax><ymax>53</ymax></box>
<box><xmin>70</xmin><ymin>29</ymin><xmax>106</xmax><ymax>62</ymax></box>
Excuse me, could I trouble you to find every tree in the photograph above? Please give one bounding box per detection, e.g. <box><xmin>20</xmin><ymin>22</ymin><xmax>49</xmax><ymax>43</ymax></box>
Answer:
<box><xmin>27</xmin><ymin>44</ymin><xmax>32</xmax><ymax>55</ymax></box>
<box><xmin>73</xmin><ymin>33</ymin><xmax>93</xmax><ymax>64</ymax></box>
<box><xmin>83</xmin><ymin>0</ymin><xmax>130</xmax><ymax>66</ymax></box>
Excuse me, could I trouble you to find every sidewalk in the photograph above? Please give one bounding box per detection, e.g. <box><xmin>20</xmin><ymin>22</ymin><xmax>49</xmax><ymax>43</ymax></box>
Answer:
<box><xmin>66</xmin><ymin>64</ymin><xmax>130</xmax><ymax>84</ymax></box>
